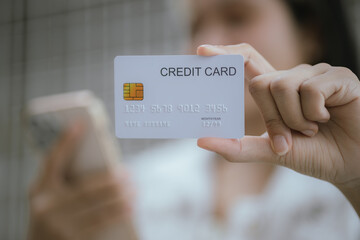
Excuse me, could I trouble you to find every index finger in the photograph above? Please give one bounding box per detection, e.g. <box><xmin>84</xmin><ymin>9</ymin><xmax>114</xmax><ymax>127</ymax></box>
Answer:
<box><xmin>197</xmin><ymin>43</ymin><xmax>276</xmax><ymax>81</ymax></box>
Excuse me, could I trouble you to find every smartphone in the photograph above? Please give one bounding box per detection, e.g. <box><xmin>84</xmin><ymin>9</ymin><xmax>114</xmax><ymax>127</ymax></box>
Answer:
<box><xmin>25</xmin><ymin>90</ymin><xmax>120</xmax><ymax>178</ymax></box>
<box><xmin>25</xmin><ymin>90</ymin><xmax>137</xmax><ymax>240</ymax></box>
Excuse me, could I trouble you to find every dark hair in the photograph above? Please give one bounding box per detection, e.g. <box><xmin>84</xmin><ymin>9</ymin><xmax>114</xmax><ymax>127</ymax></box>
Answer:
<box><xmin>285</xmin><ymin>0</ymin><xmax>359</xmax><ymax>75</ymax></box>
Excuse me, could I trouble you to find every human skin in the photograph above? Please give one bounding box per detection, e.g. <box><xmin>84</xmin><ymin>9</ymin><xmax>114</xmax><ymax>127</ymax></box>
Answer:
<box><xmin>27</xmin><ymin>123</ymin><xmax>136</xmax><ymax>240</ymax></box>
<box><xmin>197</xmin><ymin>43</ymin><xmax>360</xmax><ymax>216</ymax></box>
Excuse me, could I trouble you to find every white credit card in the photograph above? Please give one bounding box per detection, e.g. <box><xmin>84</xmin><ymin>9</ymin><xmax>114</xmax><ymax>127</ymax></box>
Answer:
<box><xmin>114</xmin><ymin>55</ymin><xmax>244</xmax><ymax>139</ymax></box>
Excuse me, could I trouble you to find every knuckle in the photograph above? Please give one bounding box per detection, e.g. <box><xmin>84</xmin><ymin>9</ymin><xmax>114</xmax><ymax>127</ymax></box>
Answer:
<box><xmin>315</xmin><ymin>62</ymin><xmax>331</xmax><ymax>70</ymax></box>
<box><xmin>283</xmin><ymin>116</ymin><xmax>306</xmax><ymax>130</ymax></box>
<box><xmin>302</xmin><ymin>109</ymin><xmax>316</xmax><ymax>120</ymax></box>
<box><xmin>240</xmin><ymin>42</ymin><xmax>253</xmax><ymax>51</ymax></box>
<box><xmin>299</xmin><ymin>81</ymin><xmax>317</xmax><ymax>95</ymax></box>
<box><xmin>265</xmin><ymin>117</ymin><xmax>283</xmax><ymax>130</ymax></box>
<box><xmin>306</xmin><ymin>110</ymin><xmax>329</xmax><ymax>122</ymax></box>
<box><xmin>240</xmin><ymin>43</ymin><xmax>256</xmax><ymax>57</ymax></box>
<box><xmin>294</xmin><ymin>64</ymin><xmax>312</xmax><ymax>70</ymax></box>
<box><xmin>334</xmin><ymin>66</ymin><xmax>354</xmax><ymax>76</ymax></box>
<box><xmin>249</xmin><ymin>76</ymin><xmax>268</xmax><ymax>95</ymax></box>
<box><xmin>269</xmin><ymin>77</ymin><xmax>290</xmax><ymax>94</ymax></box>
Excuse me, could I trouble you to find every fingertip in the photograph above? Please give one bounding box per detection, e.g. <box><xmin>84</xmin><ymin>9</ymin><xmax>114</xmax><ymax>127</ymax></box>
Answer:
<box><xmin>197</xmin><ymin>44</ymin><xmax>226</xmax><ymax>56</ymax></box>
<box><xmin>196</xmin><ymin>45</ymin><xmax>206</xmax><ymax>55</ymax></box>
<box><xmin>301</xmin><ymin>129</ymin><xmax>317</xmax><ymax>137</ymax></box>
<box><xmin>271</xmin><ymin>135</ymin><xmax>289</xmax><ymax>156</ymax></box>
<box><xmin>197</xmin><ymin>137</ymin><xmax>228</xmax><ymax>153</ymax></box>
<box><xmin>301</xmin><ymin>121</ymin><xmax>319</xmax><ymax>137</ymax></box>
<box><xmin>318</xmin><ymin>109</ymin><xmax>331</xmax><ymax>123</ymax></box>
<box><xmin>197</xmin><ymin>45</ymin><xmax>212</xmax><ymax>56</ymax></box>
<box><xmin>197</xmin><ymin>137</ymin><xmax>213</xmax><ymax>150</ymax></box>
<box><xmin>268</xmin><ymin>130</ymin><xmax>292</xmax><ymax>156</ymax></box>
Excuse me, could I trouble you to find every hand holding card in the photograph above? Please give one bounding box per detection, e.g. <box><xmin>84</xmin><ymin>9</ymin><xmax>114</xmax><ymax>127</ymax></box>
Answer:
<box><xmin>196</xmin><ymin>43</ymin><xmax>360</xmax><ymax>216</ymax></box>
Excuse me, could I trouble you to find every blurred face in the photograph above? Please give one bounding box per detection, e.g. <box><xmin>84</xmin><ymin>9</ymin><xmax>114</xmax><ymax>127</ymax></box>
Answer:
<box><xmin>190</xmin><ymin>0</ymin><xmax>309</xmax><ymax>134</ymax></box>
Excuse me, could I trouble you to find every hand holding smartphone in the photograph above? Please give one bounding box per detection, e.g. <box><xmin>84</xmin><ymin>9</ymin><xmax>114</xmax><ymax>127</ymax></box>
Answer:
<box><xmin>25</xmin><ymin>90</ymin><xmax>137</xmax><ymax>240</ymax></box>
<box><xmin>26</xmin><ymin>90</ymin><xmax>120</xmax><ymax>178</ymax></box>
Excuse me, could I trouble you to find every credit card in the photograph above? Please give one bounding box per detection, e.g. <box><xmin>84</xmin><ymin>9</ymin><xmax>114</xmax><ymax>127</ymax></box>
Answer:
<box><xmin>114</xmin><ymin>55</ymin><xmax>244</xmax><ymax>139</ymax></box>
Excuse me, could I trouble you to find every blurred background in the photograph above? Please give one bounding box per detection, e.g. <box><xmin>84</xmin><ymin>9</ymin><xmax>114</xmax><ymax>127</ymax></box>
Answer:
<box><xmin>0</xmin><ymin>0</ymin><xmax>359</xmax><ymax>239</ymax></box>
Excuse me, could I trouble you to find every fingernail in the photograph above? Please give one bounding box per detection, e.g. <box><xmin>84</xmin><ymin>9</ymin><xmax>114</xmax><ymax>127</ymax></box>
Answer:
<box><xmin>301</xmin><ymin>130</ymin><xmax>315</xmax><ymax>137</ymax></box>
<box><xmin>199</xmin><ymin>44</ymin><xmax>226</xmax><ymax>53</ymax></box>
<box><xmin>199</xmin><ymin>44</ymin><xmax>212</xmax><ymax>48</ymax></box>
<box><xmin>272</xmin><ymin>135</ymin><xmax>288</xmax><ymax>156</ymax></box>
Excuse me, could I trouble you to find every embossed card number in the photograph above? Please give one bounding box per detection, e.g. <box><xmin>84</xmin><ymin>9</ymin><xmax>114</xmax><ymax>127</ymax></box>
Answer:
<box><xmin>114</xmin><ymin>55</ymin><xmax>244</xmax><ymax>139</ymax></box>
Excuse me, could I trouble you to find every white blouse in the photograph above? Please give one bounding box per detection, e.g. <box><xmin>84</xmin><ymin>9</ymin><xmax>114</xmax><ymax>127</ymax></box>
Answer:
<box><xmin>126</xmin><ymin>139</ymin><xmax>359</xmax><ymax>240</ymax></box>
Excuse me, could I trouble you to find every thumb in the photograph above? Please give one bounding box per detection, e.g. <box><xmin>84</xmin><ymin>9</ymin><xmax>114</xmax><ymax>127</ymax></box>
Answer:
<box><xmin>38</xmin><ymin>121</ymin><xmax>85</xmax><ymax>188</ymax></box>
<box><xmin>197</xmin><ymin>133</ymin><xmax>283</xmax><ymax>165</ymax></box>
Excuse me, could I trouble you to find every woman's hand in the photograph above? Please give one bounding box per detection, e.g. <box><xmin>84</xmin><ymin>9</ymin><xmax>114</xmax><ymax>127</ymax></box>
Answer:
<box><xmin>28</xmin><ymin>123</ymin><xmax>136</xmax><ymax>240</ymax></box>
<box><xmin>197</xmin><ymin>44</ymin><xmax>360</xmax><ymax>215</ymax></box>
